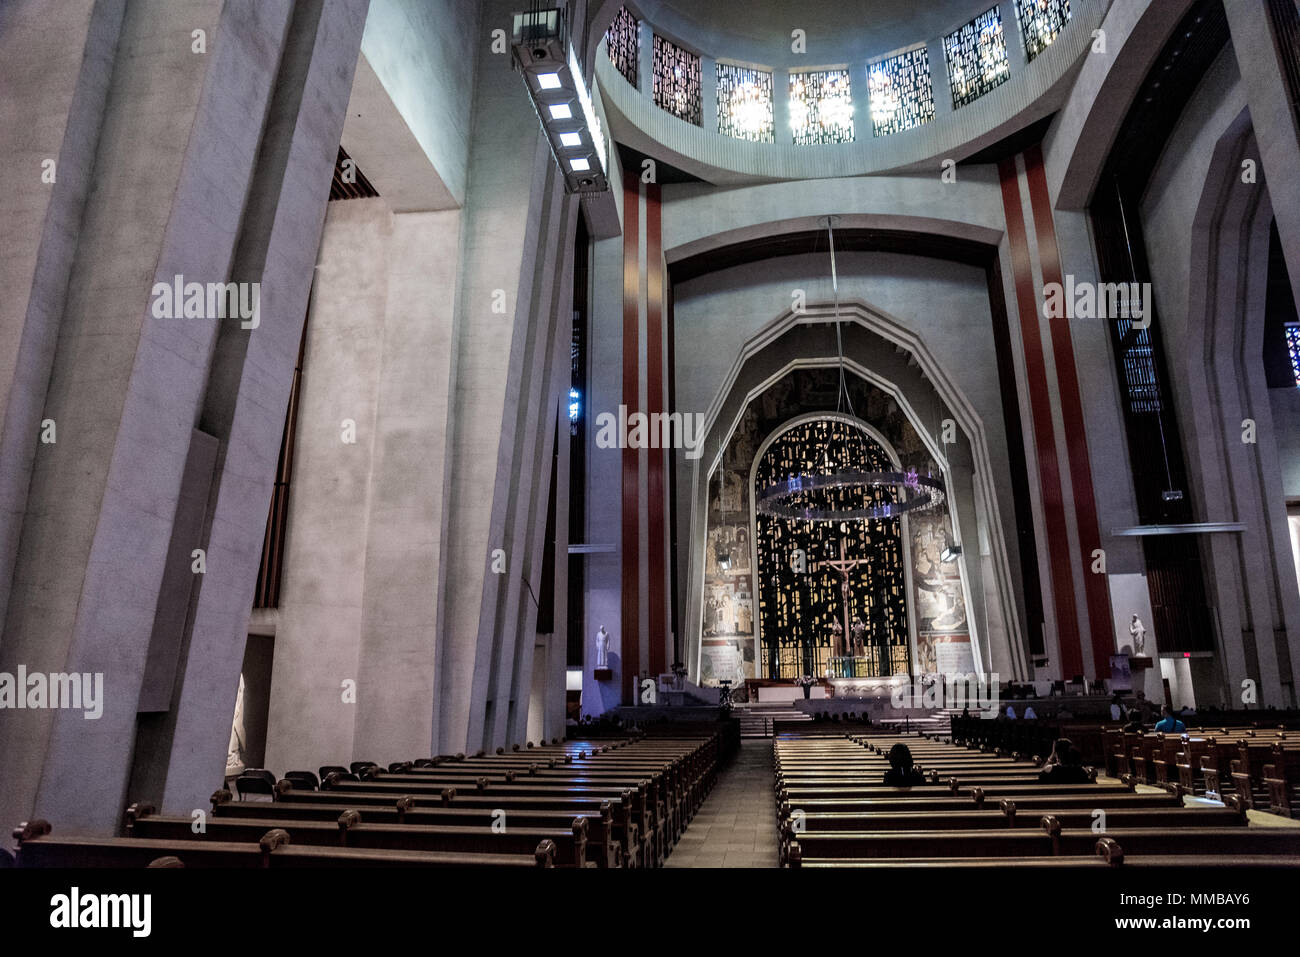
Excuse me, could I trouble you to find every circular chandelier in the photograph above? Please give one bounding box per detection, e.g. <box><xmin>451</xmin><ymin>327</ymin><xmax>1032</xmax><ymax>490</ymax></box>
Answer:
<box><xmin>754</xmin><ymin>216</ymin><xmax>946</xmax><ymax>523</ymax></box>
<box><xmin>756</xmin><ymin>468</ymin><xmax>945</xmax><ymax>523</ymax></box>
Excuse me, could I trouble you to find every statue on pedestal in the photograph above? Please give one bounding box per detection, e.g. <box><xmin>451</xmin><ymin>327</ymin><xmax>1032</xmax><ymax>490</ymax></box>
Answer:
<box><xmin>595</xmin><ymin>625</ymin><xmax>609</xmax><ymax>669</ymax></box>
<box><xmin>830</xmin><ymin>620</ymin><xmax>844</xmax><ymax>659</ymax></box>
<box><xmin>1128</xmin><ymin>614</ymin><xmax>1147</xmax><ymax>656</ymax></box>
<box><xmin>851</xmin><ymin>616</ymin><xmax>866</xmax><ymax>656</ymax></box>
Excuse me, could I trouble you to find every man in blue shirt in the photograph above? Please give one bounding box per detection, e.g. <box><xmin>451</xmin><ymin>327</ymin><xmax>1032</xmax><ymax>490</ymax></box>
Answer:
<box><xmin>1154</xmin><ymin>705</ymin><xmax>1186</xmax><ymax>734</ymax></box>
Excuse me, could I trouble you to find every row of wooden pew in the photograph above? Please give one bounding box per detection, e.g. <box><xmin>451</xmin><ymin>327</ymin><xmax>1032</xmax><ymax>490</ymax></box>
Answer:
<box><xmin>775</xmin><ymin>730</ymin><xmax>1300</xmax><ymax>868</ymax></box>
<box><xmin>1105</xmin><ymin>726</ymin><xmax>1300</xmax><ymax>816</ymax></box>
<box><xmin>12</xmin><ymin>733</ymin><xmax>727</xmax><ymax>868</ymax></box>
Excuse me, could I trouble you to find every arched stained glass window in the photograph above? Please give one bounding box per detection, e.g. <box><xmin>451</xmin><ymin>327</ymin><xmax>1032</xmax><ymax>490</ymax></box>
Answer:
<box><xmin>753</xmin><ymin>418</ymin><xmax>910</xmax><ymax>679</ymax></box>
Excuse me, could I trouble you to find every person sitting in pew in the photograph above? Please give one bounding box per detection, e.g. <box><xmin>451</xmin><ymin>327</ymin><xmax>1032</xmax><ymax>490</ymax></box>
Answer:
<box><xmin>1110</xmin><ymin>693</ymin><xmax>1127</xmax><ymax>722</ymax></box>
<box><xmin>1040</xmin><ymin>737</ymin><xmax>1071</xmax><ymax>771</ymax></box>
<box><xmin>1038</xmin><ymin>744</ymin><xmax>1090</xmax><ymax>784</ymax></box>
<box><xmin>1154</xmin><ymin>705</ymin><xmax>1187</xmax><ymax>735</ymax></box>
<box><xmin>883</xmin><ymin>744</ymin><xmax>928</xmax><ymax>787</ymax></box>
<box><xmin>1122</xmin><ymin>715</ymin><xmax>1145</xmax><ymax>734</ymax></box>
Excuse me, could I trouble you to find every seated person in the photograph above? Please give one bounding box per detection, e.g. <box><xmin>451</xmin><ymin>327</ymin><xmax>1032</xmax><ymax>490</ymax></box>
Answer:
<box><xmin>1040</xmin><ymin>737</ymin><xmax>1071</xmax><ymax>770</ymax></box>
<box><xmin>1122</xmin><ymin>715</ymin><xmax>1145</xmax><ymax>734</ymax></box>
<box><xmin>883</xmin><ymin>743</ymin><xmax>928</xmax><ymax>787</ymax></box>
<box><xmin>1154</xmin><ymin>705</ymin><xmax>1186</xmax><ymax>734</ymax></box>
<box><xmin>1038</xmin><ymin>745</ymin><xmax>1090</xmax><ymax>784</ymax></box>
<box><xmin>1109</xmin><ymin>693</ymin><xmax>1127</xmax><ymax>722</ymax></box>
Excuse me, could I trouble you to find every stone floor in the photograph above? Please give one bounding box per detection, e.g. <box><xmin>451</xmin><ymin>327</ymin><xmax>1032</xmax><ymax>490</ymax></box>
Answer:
<box><xmin>664</xmin><ymin>739</ymin><xmax>781</xmax><ymax>868</ymax></box>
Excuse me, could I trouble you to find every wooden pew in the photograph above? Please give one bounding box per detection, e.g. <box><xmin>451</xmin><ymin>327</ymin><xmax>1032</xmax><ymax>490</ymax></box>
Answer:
<box><xmin>13</xmin><ymin>820</ymin><xmax>554</xmax><ymax>868</ymax></box>
<box><xmin>249</xmin><ymin>786</ymin><xmax>643</xmax><ymax>865</ymax></box>
<box><xmin>128</xmin><ymin>808</ymin><xmax>590</xmax><ymax>867</ymax></box>
<box><xmin>1262</xmin><ymin>744</ymin><xmax>1300</xmax><ymax>817</ymax></box>
<box><xmin>784</xmin><ymin>822</ymin><xmax>1300</xmax><ymax>864</ymax></box>
<box><xmin>202</xmin><ymin>798</ymin><xmax>620</xmax><ymax>867</ymax></box>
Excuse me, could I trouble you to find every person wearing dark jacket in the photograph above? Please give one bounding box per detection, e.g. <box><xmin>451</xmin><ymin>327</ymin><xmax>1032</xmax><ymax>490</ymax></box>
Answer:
<box><xmin>883</xmin><ymin>743</ymin><xmax>928</xmax><ymax>787</ymax></box>
<box><xmin>1038</xmin><ymin>744</ymin><xmax>1090</xmax><ymax>783</ymax></box>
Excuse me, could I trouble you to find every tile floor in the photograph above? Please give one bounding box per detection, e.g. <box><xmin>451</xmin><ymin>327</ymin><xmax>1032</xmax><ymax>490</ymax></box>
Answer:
<box><xmin>664</xmin><ymin>739</ymin><xmax>781</xmax><ymax>868</ymax></box>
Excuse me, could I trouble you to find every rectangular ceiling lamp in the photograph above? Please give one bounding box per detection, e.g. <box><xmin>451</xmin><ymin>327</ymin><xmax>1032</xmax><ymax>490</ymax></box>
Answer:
<box><xmin>512</xmin><ymin>8</ymin><xmax>610</xmax><ymax>194</ymax></box>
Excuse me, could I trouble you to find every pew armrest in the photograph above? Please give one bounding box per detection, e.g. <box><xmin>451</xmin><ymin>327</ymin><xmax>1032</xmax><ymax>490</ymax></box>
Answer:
<box><xmin>1095</xmin><ymin>837</ymin><xmax>1124</xmax><ymax>866</ymax></box>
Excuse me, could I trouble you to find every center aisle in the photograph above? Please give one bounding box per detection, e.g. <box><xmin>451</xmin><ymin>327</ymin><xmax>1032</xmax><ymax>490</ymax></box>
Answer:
<box><xmin>664</xmin><ymin>739</ymin><xmax>780</xmax><ymax>868</ymax></box>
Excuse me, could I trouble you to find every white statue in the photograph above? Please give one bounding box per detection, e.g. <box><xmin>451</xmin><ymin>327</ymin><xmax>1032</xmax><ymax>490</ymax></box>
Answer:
<box><xmin>595</xmin><ymin>625</ymin><xmax>609</xmax><ymax>669</ymax></box>
<box><xmin>226</xmin><ymin>673</ymin><xmax>247</xmax><ymax>775</ymax></box>
<box><xmin>1129</xmin><ymin>614</ymin><xmax>1147</xmax><ymax>655</ymax></box>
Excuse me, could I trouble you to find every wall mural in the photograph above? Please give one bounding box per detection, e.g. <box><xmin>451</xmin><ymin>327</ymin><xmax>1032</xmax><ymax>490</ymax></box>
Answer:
<box><xmin>910</xmin><ymin>509</ymin><xmax>974</xmax><ymax>675</ymax></box>
<box><xmin>700</xmin><ymin>367</ymin><xmax>972</xmax><ymax>685</ymax></box>
<box><xmin>701</xmin><ymin>468</ymin><xmax>755</xmax><ymax>689</ymax></box>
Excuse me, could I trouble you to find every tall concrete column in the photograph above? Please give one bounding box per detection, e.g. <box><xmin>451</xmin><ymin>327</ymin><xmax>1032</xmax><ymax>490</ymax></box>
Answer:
<box><xmin>0</xmin><ymin>0</ymin><xmax>369</xmax><ymax>834</ymax></box>
<box><xmin>1226</xmin><ymin>0</ymin><xmax>1300</xmax><ymax>310</ymax></box>
<box><xmin>261</xmin><ymin>198</ymin><xmax>390</xmax><ymax>780</ymax></box>
<box><xmin>0</xmin><ymin>0</ymin><xmax>123</xmax><ymax>645</ymax></box>
<box><xmin>435</xmin><ymin>0</ymin><xmax>580</xmax><ymax>754</ymax></box>
<box><xmin>158</xmin><ymin>0</ymin><xmax>370</xmax><ymax>818</ymax></box>
<box><xmin>351</xmin><ymin>209</ymin><xmax>463</xmax><ymax>764</ymax></box>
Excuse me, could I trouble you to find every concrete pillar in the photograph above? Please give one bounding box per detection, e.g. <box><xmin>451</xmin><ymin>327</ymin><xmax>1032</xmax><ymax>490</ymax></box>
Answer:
<box><xmin>701</xmin><ymin>54</ymin><xmax>717</xmax><ymax>133</ymax></box>
<box><xmin>929</xmin><ymin>36</ymin><xmax>954</xmax><ymax>122</ymax></box>
<box><xmin>256</xmin><ymin>198</ymin><xmax>389</xmax><ymax>783</ymax></box>
<box><xmin>1226</xmin><ymin>1</ymin><xmax>1300</xmax><ymax>337</ymax></box>
<box><xmin>0</xmin><ymin>0</ymin><xmax>122</xmax><ymax>644</ymax></box>
<box><xmin>351</xmin><ymin>209</ymin><xmax>462</xmax><ymax>764</ymax></box>
<box><xmin>0</xmin><ymin>0</ymin><xmax>370</xmax><ymax>835</ymax></box>
<box><xmin>584</xmin><ymin>236</ymin><xmax>627</xmax><ymax>715</ymax></box>
<box><xmin>435</xmin><ymin>0</ymin><xmax>580</xmax><ymax>754</ymax></box>
<box><xmin>158</xmin><ymin>0</ymin><xmax>370</xmax><ymax>817</ymax></box>
<box><xmin>773</xmin><ymin>69</ymin><xmax>791</xmax><ymax>144</ymax></box>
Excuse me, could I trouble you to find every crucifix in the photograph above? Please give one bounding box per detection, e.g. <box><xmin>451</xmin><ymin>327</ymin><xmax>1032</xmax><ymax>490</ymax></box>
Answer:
<box><xmin>814</xmin><ymin>538</ymin><xmax>869</xmax><ymax>659</ymax></box>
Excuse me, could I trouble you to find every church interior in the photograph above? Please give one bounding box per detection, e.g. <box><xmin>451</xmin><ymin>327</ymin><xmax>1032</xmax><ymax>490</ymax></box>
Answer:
<box><xmin>3</xmin><ymin>0</ymin><xmax>1300</xmax><ymax>919</ymax></box>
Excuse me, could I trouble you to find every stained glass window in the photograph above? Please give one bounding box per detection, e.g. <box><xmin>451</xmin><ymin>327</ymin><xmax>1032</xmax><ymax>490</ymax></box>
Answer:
<box><xmin>1014</xmin><ymin>0</ymin><xmax>1071</xmax><ymax>62</ymax></box>
<box><xmin>605</xmin><ymin>6</ymin><xmax>639</xmax><ymax>88</ymax></box>
<box><xmin>717</xmin><ymin>63</ymin><xmax>774</xmax><ymax>142</ymax></box>
<box><xmin>652</xmin><ymin>34</ymin><xmax>702</xmax><ymax>125</ymax></box>
<box><xmin>789</xmin><ymin>69</ymin><xmax>854</xmax><ymax>145</ymax></box>
<box><xmin>945</xmin><ymin>6</ymin><xmax>1011</xmax><ymax>108</ymax></box>
<box><xmin>1287</xmin><ymin>324</ymin><xmax>1300</xmax><ymax>386</ymax></box>
<box><xmin>754</xmin><ymin>419</ymin><xmax>909</xmax><ymax>679</ymax></box>
<box><xmin>868</xmin><ymin>47</ymin><xmax>935</xmax><ymax>137</ymax></box>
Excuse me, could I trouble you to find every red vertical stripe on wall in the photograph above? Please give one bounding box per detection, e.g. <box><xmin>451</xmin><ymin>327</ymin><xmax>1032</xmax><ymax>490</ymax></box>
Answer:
<box><xmin>621</xmin><ymin>178</ymin><xmax>641</xmax><ymax>705</ymax></box>
<box><xmin>998</xmin><ymin>157</ymin><xmax>1084</xmax><ymax>680</ymax></box>
<box><xmin>645</xmin><ymin>184</ymin><xmax>667</xmax><ymax>680</ymax></box>
<box><xmin>1024</xmin><ymin>145</ymin><xmax>1115</xmax><ymax>678</ymax></box>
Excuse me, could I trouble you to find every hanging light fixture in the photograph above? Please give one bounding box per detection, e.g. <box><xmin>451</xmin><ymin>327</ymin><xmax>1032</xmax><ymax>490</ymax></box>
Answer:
<box><xmin>511</xmin><ymin>5</ymin><xmax>609</xmax><ymax>194</ymax></box>
<box><xmin>754</xmin><ymin>216</ymin><xmax>946</xmax><ymax>523</ymax></box>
